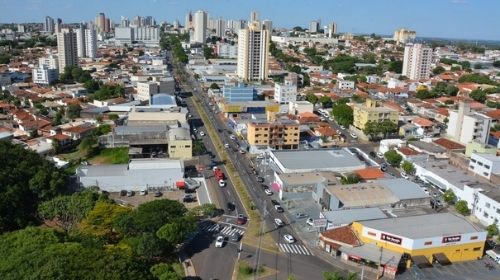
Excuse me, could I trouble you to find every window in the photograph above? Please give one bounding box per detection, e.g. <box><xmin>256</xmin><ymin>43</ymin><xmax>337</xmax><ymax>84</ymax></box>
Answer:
<box><xmin>470</xmin><ymin>236</ymin><xmax>478</xmax><ymax>240</ymax></box>
<box><xmin>470</xmin><ymin>159</ymin><xmax>477</xmax><ymax>163</ymax></box>
<box><xmin>483</xmin><ymin>172</ymin><xmax>489</xmax><ymax>176</ymax></box>
<box><xmin>484</xmin><ymin>165</ymin><xmax>490</xmax><ymax>169</ymax></box>
<box><xmin>478</xmin><ymin>162</ymin><xmax>483</xmax><ymax>166</ymax></box>
<box><xmin>367</xmin><ymin>231</ymin><xmax>376</xmax><ymax>236</ymax></box>
<box><xmin>486</xmin><ymin>203</ymin><xmax>491</xmax><ymax>208</ymax></box>
<box><xmin>424</xmin><ymin>241</ymin><xmax>432</xmax><ymax>246</ymax></box>
<box><xmin>473</xmin><ymin>247</ymin><xmax>481</xmax><ymax>251</ymax></box>
<box><xmin>469</xmin><ymin>165</ymin><xmax>474</xmax><ymax>169</ymax></box>
<box><xmin>170</xmin><ymin>145</ymin><xmax>176</xmax><ymax>148</ymax></box>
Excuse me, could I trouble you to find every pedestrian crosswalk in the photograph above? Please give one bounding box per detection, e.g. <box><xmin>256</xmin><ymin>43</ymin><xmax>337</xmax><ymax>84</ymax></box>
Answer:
<box><xmin>277</xmin><ymin>243</ymin><xmax>313</xmax><ymax>256</ymax></box>
<box><xmin>199</xmin><ymin>222</ymin><xmax>245</xmax><ymax>236</ymax></box>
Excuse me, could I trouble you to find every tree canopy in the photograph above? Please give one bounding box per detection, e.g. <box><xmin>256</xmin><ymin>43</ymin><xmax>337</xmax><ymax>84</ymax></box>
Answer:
<box><xmin>0</xmin><ymin>141</ymin><xmax>68</xmax><ymax>232</ymax></box>
<box><xmin>384</xmin><ymin>150</ymin><xmax>403</xmax><ymax>167</ymax></box>
<box><xmin>331</xmin><ymin>102</ymin><xmax>353</xmax><ymax>127</ymax></box>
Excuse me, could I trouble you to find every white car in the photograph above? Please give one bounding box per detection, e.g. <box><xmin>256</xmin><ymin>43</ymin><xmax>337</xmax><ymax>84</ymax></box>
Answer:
<box><xmin>306</xmin><ymin>218</ymin><xmax>314</xmax><ymax>226</ymax></box>
<box><xmin>193</xmin><ymin>127</ymin><xmax>197</xmax><ymax>132</ymax></box>
<box><xmin>199</xmin><ymin>131</ymin><xmax>205</xmax><ymax>137</ymax></box>
<box><xmin>215</xmin><ymin>236</ymin><xmax>224</xmax><ymax>248</ymax></box>
<box><xmin>376</xmin><ymin>152</ymin><xmax>384</xmax><ymax>159</ymax></box>
<box><xmin>423</xmin><ymin>188</ymin><xmax>430</xmax><ymax>195</ymax></box>
<box><xmin>256</xmin><ymin>154</ymin><xmax>264</xmax><ymax>159</ymax></box>
<box><xmin>350</xmin><ymin>132</ymin><xmax>358</xmax><ymax>139</ymax></box>
<box><xmin>224</xmin><ymin>143</ymin><xmax>230</xmax><ymax>148</ymax></box>
<box><xmin>400</xmin><ymin>172</ymin><xmax>409</xmax><ymax>179</ymax></box>
<box><xmin>274</xmin><ymin>218</ymin><xmax>284</xmax><ymax>227</ymax></box>
<box><xmin>283</xmin><ymin>234</ymin><xmax>295</xmax><ymax>244</ymax></box>
<box><xmin>264</xmin><ymin>188</ymin><xmax>273</xmax><ymax>196</ymax></box>
<box><xmin>218</xmin><ymin>179</ymin><xmax>226</xmax><ymax>187</ymax></box>
<box><xmin>340</xmin><ymin>125</ymin><xmax>346</xmax><ymax>130</ymax></box>
<box><xmin>229</xmin><ymin>135</ymin><xmax>236</xmax><ymax>140</ymax></box>
<box><xmin>139</xmin><ymin>189</ymin><xmax>147</xmax><ymax>196</ymax></box>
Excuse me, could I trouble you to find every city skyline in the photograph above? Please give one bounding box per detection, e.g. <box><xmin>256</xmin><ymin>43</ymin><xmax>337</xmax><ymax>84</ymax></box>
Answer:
<box><xmin>0</xmin><ymin>0</ymin><xmax>499</xmax><ymax>40</ymax></box>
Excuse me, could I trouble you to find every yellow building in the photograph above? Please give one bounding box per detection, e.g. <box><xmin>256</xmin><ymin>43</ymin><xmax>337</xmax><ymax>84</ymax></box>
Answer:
<box><xmin>353</xmin><ymin>99</ymin><xmax>399</xmax><ymax>130</ymax></box>
<box><xmin>247</xmin><ymin>120</ymin><xmax>300</xmax><ymax>150</ymax></box>
<box><xmin>168</xmin><ymin>128</ymin><xmax>192</xmax><ymax>159</ymax></box>
<box><xmin>320</xmin><ymin>213</ymin><xmax>486</xmax><ymax>278</ymax></box>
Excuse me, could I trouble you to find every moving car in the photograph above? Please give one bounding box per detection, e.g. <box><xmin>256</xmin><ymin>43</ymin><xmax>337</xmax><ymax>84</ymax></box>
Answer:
<box><xmin>306</xmin><ymin>218</ymin><xmax>314</xmax><ymax>226</ymax></box>
<box><xmin>229</xmin><ymin>135</ymin><xmax>236</xmax><ymax>140</ymax></box>
<box><xmin>380</xmin><ymin>163</ymin><xmax>388</xmax><ymax>172</ymax></box>
<box><xmin>226</xmin><ymin>202</ymin><xmax>236</xmax><ymax>212</ymax></box>
<box><xmin>218</xmin><ymin>179</ymin><xmax>226</xmax><ymax>187</ymax></box>
<box><xmin>340</xmin><ymin>125</ymin><xmax>346</xmax><ymax>130</ymax></box>
<box><xmin>283</xmin><ymin>234</ymin><xmax>295</xmax><ymax>244</ymax></box>
<box><xmin>271</xmin><ymin>199</ymin><xmax>280</xmax><ymax>206</ymax></box>
<box><xmin>199</xmin><ymin>131</ymin><xmax>205</xmax><ymax>137</ymax></box>
<box><xmin>215</xmin><ymin>236</ymin><xmax>224</xmax><ymax>248</ymax></box>
<box><xmin>224</xmin><ymin>143</ymin><xmax>230</xmax><ymax>148</ymax></box>
<box><xmin>274</xmin><ymin>218</ymin><xmax>284</xmax><ymax>227</ymax></box>
<box><xmin>231</xmin><ymin>232</ymin><xmax>241</xmax><ymax>242</ymax></box>
<box><xmin>256</xmin><ymin>176</ymin><xmax>265</xmax><ymax>183</ymax></box>
<box><xmin>275</xmin><ymin>205</ymin><xmax>284</xmax><ymax>213</ymax></box>
<box><xmin>295</xmin><ymin>212</ymin><xmax>308</xmax><ymax>219</ymax></box>
<box><xmin>350</xmin><ymin>132</ymin><xmax>358</xmax><ymax>139</ymax></box>
<box><xmin>237</xmin><ymin>214</ymin><xmax>247</xmax><ymax>225</ymax></box>
<box><xmin>264</xmin><ymin>188</ymin><xmax>273</xmax><ymax>196</ymax></box>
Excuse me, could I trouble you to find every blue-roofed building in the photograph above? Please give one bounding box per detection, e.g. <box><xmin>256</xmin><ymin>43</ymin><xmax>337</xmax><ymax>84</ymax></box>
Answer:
<box><xmin>150</xmin><ymin>93</ymin><xmax>177</xmax><ymax>107</ymax></box>
<box><xmin>222</xmin><ymin>84</ymin><xmax>257</xmax><ymax>102</ymax></box>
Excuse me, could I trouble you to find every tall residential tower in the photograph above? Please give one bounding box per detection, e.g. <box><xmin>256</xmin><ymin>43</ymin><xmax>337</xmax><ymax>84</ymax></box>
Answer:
<box><xmin>402</xmin><ymin>43</ymin><xmax>432</xmax><ymax>80</ymax></box>
<box><xmin>237</xmin><ymin>20</ymin><xmax>269</xmax><ymax>81</ymax></box>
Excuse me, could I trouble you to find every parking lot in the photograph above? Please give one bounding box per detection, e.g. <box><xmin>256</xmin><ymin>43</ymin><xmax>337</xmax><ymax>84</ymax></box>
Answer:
<box><xmin>399</xmin><ymin>258</ymin><xmax>500</xmax><ymax>280</ymax></box>
<box><xmin>108</xmin><ymin>189</ymin><xmax>200</xmax><ymax>209</ymax></box>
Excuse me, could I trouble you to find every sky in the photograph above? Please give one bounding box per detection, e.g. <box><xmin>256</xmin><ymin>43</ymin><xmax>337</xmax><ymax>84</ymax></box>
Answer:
<box><xmin>0</xmin><ymin>0</ymin><xmax>498</xmax><ymax>40</ymax></box>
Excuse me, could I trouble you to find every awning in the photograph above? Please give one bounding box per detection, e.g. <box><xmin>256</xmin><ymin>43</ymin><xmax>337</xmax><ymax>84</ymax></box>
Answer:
<box><xmin>412</xmin><ymin>255</ymin><xmax>433</xmax><ymax>268</ymax></box>
<box><xmin>433</xmin><ymin>253</ymin><xmax>452</xmax><ymax>265</ymax></box>
<box><xmin>176</xmin><ymin>180</ymin><xmax>185</xmax><ymax>188</ymax></box>
<box><xmin>424</xmin><ymin>175</ymin><xmax>447</xmax><ymax>190</ymax></box>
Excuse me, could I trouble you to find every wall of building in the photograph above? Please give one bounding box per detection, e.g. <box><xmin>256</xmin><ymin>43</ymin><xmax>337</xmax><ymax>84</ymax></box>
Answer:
<box><xmin>168</xmin><ymin>139</ymin><xmax>192</xmax><ymax>159</ymax></box>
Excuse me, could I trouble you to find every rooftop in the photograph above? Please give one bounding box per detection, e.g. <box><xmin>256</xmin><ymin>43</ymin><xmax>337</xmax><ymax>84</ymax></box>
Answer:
<box><xmin>434</xmin><ymin>138</ymin><xmax>465</xmax><ymax>150</ymax></box>
<box><xmin>279</xmin><ymin>171</ymin><xmax>340</xmax><ymax>186</ymax></box>
<box><xmin>359</xmin><ymin>213</ymin><xmax>483</xmax><ymax>239</ymax></box>
<box><xmin>322</xmin><ymin>208</ymin><xmax>387</xmax><ymax>226</ymax></box>
<box><xmin>271</xmin><ymin>148</ymin><xmax>365</xmax><ymax>173</ymax></box>
<box><xmin>320</xmin><ymin>226</ymin><xmax>362</xmax><ymax>247</ymax></box>
<box><xmin>409</xmin><ymin>141</ymin><xmax>446</xmax><ymax>154</ymax></box>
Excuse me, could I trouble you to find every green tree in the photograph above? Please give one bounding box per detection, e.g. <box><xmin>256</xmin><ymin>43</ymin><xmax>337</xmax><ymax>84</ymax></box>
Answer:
<box><xmin>132</xmin><ymin>199</ymin><xmax>188</xmax><ymax>233</ymax></box>
<box><xmin>458</xmin><ymin>73</ymin><xmax>497</xmax><ymax>85</ymax></box>
<box><xmin>401</xmin><ymin>161</ymin><xmax>416</xmax><ymax>174</ymax></box>
<box><xmin>432</xmin><ymin>66</ymin><xmax>446</xmax><ymax>75</ymax></box>
<box><xmin>341</xmin><ymin>174</ymin><xmax>361</xmax><ymax>185</ymax></box>
<box><xmin>384</xmin><ymin>150</ymin><xmax>403</xmax><ymax>167</ymax></box>
<box><xmin>0</xmin><ymin>142</ymin><xmax>68</xmax><ymax>232</ymax></box>
<box><xmin>331</xmin><ymin>103</ymin><xmax>353</xmax><ymax>127</ymax></box>
<box><xmin>108</xmin><ymin>113</ymin><xmax>119</xmax><ymax>122</ymax></box>
<box><xmin>486</xmin><ymin>224</ymin><xmax>499</xmax><ymax>238</ymax></box>
<box><xmin>319</xmin><ymin>96</ymin><xmax>333</xmax><ymax>108</ymax></box>
<box><xmin>156</xmin><ymin>216</ymin><xmax>197</xmax><ymax>246</ymax></box>
<box><xmin>469</xmin><ymin>88</ymin><xmax>487</xmax><ymax>103</ymax></box>
<box><xmin>189</xmin><ymin>203</ymin><xmax>218</xmax><ymax>218</ymax></box>
<box><xmin>150</xmin><ymin>263</ymin><xmax>183</xmax><ymax>280</ymax></box>
<box><xmin>203</xmin><ymin>45</ymin><xmax>215</xmax><ymax>59</ymax></box>
<box><xmin>455</xmin><ymin>200</ymin><xmax>470</xmax><ymax>216</ymax></box>
<box><xmin>209</xmin><ymin>83</ymin><xmax>220</xmax><ymax>90</ymax></box>
<box><xmin>306</xmin><ymin>93</ymin><xmax>318</xmax><ymax>105</ymax></box>
<box><xmin>493</xmin><ymin>61</ymin><xmax>500</xmax><ymax>68</ymax></box>
<box><xmin>80</xmin><ymin>201</ymin><xmax>132</xmax><ymax>239</ymax></box>
<box><xmin>66</xmin><ymin>104</ymin><xmax>81</xmax><ymax>119</ymax></box>
<box><xmin>0</xmin><ymin>53</ymin><xmax>12</xmax><ymax>64</ymax></box>
<box><xmin>323</xmin><ymin>271</ymin><xmax>357</xmax><ymax>280</ymax></box>
<box><xmin>387</xmin><ymin>60</ymin><xmax>403</xmax><ymax>73</ymax></box>
<box><xmin>443</xmin><ymin>189</ymin><xmax>456</xmax><ymax>204</ymax></box>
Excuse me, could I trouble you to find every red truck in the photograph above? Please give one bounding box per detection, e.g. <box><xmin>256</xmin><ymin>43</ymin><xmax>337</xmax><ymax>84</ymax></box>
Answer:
<box><xmin>214</xmin><ymin>167</ymin><xmax>225</xmax><ymax>180</ymax></box>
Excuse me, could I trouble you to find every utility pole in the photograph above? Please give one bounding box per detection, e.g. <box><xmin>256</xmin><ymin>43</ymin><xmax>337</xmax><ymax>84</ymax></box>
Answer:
<box><xmin>253</xmin><ymin>202</ymin><xmax>268</xmax><ymax>280</ymax></box>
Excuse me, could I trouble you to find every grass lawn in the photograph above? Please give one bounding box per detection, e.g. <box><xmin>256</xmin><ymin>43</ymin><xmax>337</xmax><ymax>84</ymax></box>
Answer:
<box><xmin>88</xmin><ymin>147</ymin><xmax>129</xmax><ymax>164</ymax></box>
<box><xmin>236</xmin><ymin>260</ymin><xmax>275</xmax><ymax>280</ymax></box>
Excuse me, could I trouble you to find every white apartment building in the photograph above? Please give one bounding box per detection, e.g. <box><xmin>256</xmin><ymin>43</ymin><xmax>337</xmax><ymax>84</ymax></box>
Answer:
<box><xmin>114</xmin><ymin>27</ymin><xmax>160</xmax><ymax>47</ymax></box>
<box><xmin>191</xmin><ymin>10</ymin><xmax>207</xmax><ymax>44</ymax></box>
<box><xmin>336</xmin><ymin>79</ymin><xmax>355</xmax><ymax>90</ymax></box>
<box><xmin>309</xmin><ymin>20</ymin><xmax>320</xmax><ymax>33</ymax></box>
<box><xmin>288</xmin><ymin>101</ymin><xmax>314</xmax><ymax>115</ymax></box>
<box><xmin>393</xmin><ymin>28</ymin><xmax>416</xmax><ymax>44</ymax></box>
<box><xmin>75</xmin><ymin>25</ymin><xmax>86</xmax><ymax>58</ymax></box>
<box><xmin>274</xmin><ymin>79</ymin><xmax>297</xmax><ymax>103</ymax></box>
<box><xmin>85</xmin><ymin>28</ymin><xmax>97</xmax><ymax>58</ymax></box>
<box><xmin>237</xmin><ymin>21</ymin><xmax>269</xmax><ymax>81</ymax></box>
<box><xmin>447</xmin><ymin>101</ymin><xmax>492</xmax><ymax>145</ymax></box>
<box><xmin>215</xmin><ymin>42</ymin><xmax>237</xmax><ymax>58</ymax></box>
<box><xmin>402</xmin><ymin>43</ymin><xmax>432</xmax><ymax>80</ymax></box>
<box><xmin>136</xmin><ymin>78</ymin><xmax>175</xmax><ymax>101</ymax></box>
<box><xmin>39</xmin><ymin>55</ymin><xmax>59</xmax><ymax>71</ymax></box>
<box><xmin>215</xmin><ymin>17</ymin><xmax>225</xmax><ymax>38</ymax></box>
<box><xmin>469</xmin><ymin>153</ymin><xmax>500</xmax><ymax>180</ymax></box>
<box><xmin>414</xmin><ymin>158</ymin><xmax>500</xmax><ymax>226</ymax></box>
<box><xmin>32</xmin><ymin>65</ymin><xmax>58</xmax><ymax>85</ymax></box>
<box><xmin>56</xmin><ymin>29</ymin><xmax>78</xmax><ymax>73</ymax></box>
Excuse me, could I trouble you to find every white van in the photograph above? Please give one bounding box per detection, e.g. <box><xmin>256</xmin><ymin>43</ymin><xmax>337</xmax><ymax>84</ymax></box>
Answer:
<box><xmin>486</xmin><ymin>249</ymin><xmax>500</xmax><ymax>264</ymax></box>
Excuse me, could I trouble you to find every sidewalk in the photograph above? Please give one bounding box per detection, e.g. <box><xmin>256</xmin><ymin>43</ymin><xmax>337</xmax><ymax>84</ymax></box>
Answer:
<box><xmin>178</xmin><ymin>251</ymin><xmax>197</xmax><ymax>278</ymax></box>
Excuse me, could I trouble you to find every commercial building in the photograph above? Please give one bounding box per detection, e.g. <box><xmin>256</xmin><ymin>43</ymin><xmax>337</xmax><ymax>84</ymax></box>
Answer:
<box><xmin>77</xmin><ymin>158</ymin><xmax>184</xmax><ymax>192</ymax></box>
<box><xmin>168</xmin><ymin>127</ymin><xmax>192</xmax><ymax>159</ymax></box>
<box><xmin>247</xmin><ymin>120</ymin><xmax>300</xmax><ymax>150</ymax></box>
<box><xmin>32</xmin><ymin>65</ymin><xmax>58</xmax><ymax>85</ymax></box>
<box><xmin>222</xmin><ymin>84</ymin><xmax>257</xmax><ymax>102</ymax></box>
<box><xmin>127</xmin><ymin>107</ymin><xmax>188</xmax><ymax>128</ymax></box>
<box><xmin>192</xmin><ymin>10</ymin><xmax>207</xmax><ymax>44</ymax></box>
<box><xmin>288</xmin><ymin>101</ymin><xmax>314</xmax><ymax>115</ymax></box>
<box><xmin>215</xmin><ymin>42</ymin><xmax>238</xmax><ymax>58</ymax></box>
<box><xmin>320</xmin><ymin>213</ymin><xmax>486</xmax><ymax>278</ymax></box>
<box><xmin>402</xmin><ymin>43</ymin><xmax>432</xmax><ymax>80</ymax></box>
<box><xmin>414</xmin><ymin>157</ymin><xmax>500</xmax><ymax>226</ymax></box>
<box><xmin>237</xmin><ymin>21</ymin><xmax>269</xmax><ymax>81</ymax></box>
<box><xmin>269</xmin><ymin>148</ymin><xmax>366</xmax><ymax>174</ymax></box>
<box><xmin>393</xmin><ymin>28</ymin><xmax>416</xmax><ymax>44</ymax></box>
<box><xmin>136</xmin><ymin>78</ymin><xmax>175</xmax><ymax>102</ymax></box>
<box><xmin>220</xmin><ymin>100</ymin><xmax>279</xmax><ymax>119</ymax></box>
<box><xmin>353</xmin><ymin>99</ymin><xmax>399</xmax><ymax>130</ymax></box>
<box><xmin>447</xmin><ymin>101</ymin><xmax>492</xmax><ymax>145</ymax></box>
<box><xmin>56</xmin><ymin>29</ymin><xmax>78</xmax><ymax>73</ymax></box>
<box><xmin>469</xmin><ymin>153</ymin><xmax>500</xmax><ymax>180</ymax></box>
<box><xmin>274</xmin><ymin>77</ymin><xmax>297</xmax><ymax>103</ymax></box>
<box><xmin>321</xmin><ymin>208</ymin><xmax>387</xmax><ymax>230</ymax></box>
<box><xmin>39</xmin><ymin>55</ymin><xmax>59</xmax><ymax>70</ymax></box>
<box><xmin>114</xmin><ymin>27</ymin><xmax>160</xmax><ymax>47</ymax></box>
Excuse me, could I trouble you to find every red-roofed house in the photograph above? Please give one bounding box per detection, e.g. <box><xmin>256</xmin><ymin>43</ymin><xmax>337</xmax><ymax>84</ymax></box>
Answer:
<box><xmin>355</xmin><ymin>168</ymin><xmax>385</xmax><ymax>181</ymax></box>
<box><xmin>62</xmin><ymin>124</ymin><xmax>95</xmax><ymax>140</ymax></box>
<box><xmin>433</xmin><ymin>138</ymin><xmax>465</xmax><ymax>151</ymax></box>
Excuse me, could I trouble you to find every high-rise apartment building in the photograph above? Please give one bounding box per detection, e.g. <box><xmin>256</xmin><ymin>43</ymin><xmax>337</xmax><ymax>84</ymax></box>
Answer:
<box><xmin>215</xmin><ymin>17</ymin><xmax>225</xmax><ymax>38</ymax></box>
<box><xmin>85</xmin><ymin>28</ymin><xmax>97</xmax><ymax>58</ymax></box>
<box><xmin>185</xmin><ymin>11</ymin><xmax>192</xmax><ymax>30</ymax></box>
<box><xmin>191</xmin><ymin>10</ymin><xmax>207</xmax><ymax>44</ymax></box>
<box><xmin>75</xmin><ymin>25</ymin><xmax>86</xmax><ymax>58</ymax></box>
<box><xmin>44</xmin><ymin>16</ymin><xmax>54</xmax><ymax>33</ymax></box>
<box><xmin>402</xmin><ymin>43</ymin><xmax>432</xmax><ymax>80</ymax></box>
<box><xmin>32</xmin><ymin>65</ymin><xmax>58</xmax><ymax>85</ymax></box>
<box><xmin>121</xmin><ymin>16</ymin><xmax>130</xmax><ymax>27</ymax></box>
<box><xmin>274</xmin><ymin>75</ymin><xmax>298</xmax><ymax>103</ymax></box>
<box><xmin>237</xmin><ymin>21</ymin><xmax>269</xmax><ymax>81</ymax></box>
<box><xmin>328</xmin><ymin>22</ymin><xmax>337</xmax><ymax>38</ymax></box>
<box><xmin>39</xmin><ymin>55</ymin><xmax>59</xmax><ymax>70</ymax></box>
<box><xmin>95</xmin><ymin>13</ymin><xmax>106</xmax><ymax>33</ymax></box>
<box><xmin>262</xmin><ymin>19</ymin><xmax>273</xmax><ymax>33</ymax></box>
<box><xmin>56</xmin><ymin>29</ymin><xmax>78</xmax><ymax>73</ymax></box>
<box><xmin>393</xmin><ymin>28</ymin><xmax>416</xmax><ymax>44</ymax></box>
<box><xmin>309</xmin><ymin>20</ymin><xmax>320</xmax><ymax>33</ymax></box>
<box><xmin>55</xmin><ymin>18</ymin><xmax>63</xmax><ymax>33</ymax></box>
<box><xmin>447</xmin><ymin>101</ymin><xmax>492</xmax><ymax>145</ymax></box>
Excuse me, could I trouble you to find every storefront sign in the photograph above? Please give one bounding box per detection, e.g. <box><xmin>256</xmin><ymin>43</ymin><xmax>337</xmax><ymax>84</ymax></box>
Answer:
<box><xmin>381</xmin><ymin>233</ymin><xmax>402</xmax><ymax>245</ymax></box>
<box><xmin>442</xmin><ymin>235</ymin><xmax>461</xmax><ymax>243</ymax></box>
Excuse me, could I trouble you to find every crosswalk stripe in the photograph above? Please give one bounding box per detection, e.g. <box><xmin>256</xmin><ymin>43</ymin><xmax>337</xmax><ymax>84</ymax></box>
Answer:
<box><xmin>290</xmin><ymin>245</ymin><xmax>299</xmax><ymax>254</ymax></box>
<box><xmin>279</xmin><ymin>243</ymin><xmax>288</xmax><ymax>253</ymax></box>
<box><xmin>277</xmin><ymin>243</ymin><xmax>312</xmax><ymax>255</ymax></box>
<box><xmin>298</xmin><ymin>245</ymin><xmax>308</xmax><ymax>255</ymax></box>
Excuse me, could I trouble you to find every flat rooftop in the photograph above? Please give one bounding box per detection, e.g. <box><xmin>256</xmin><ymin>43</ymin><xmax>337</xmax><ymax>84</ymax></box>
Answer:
<box><xmin>360</xmin><ymin>213</ymin><xmax>483</xmax><ymax>239</ymax></box>
<box><xmin>327</xmin><ymin>183</ymin><xmax>399</xmax><ymax>208</ymax></box>
<box><xmin>279</xmin><ymin>171</ymin><xmax>340</xmax><ymax>186</ymax></box>
<box><xmin>322</xmin><ymin>208</ymin><xmax>388</xmax><ymax>225</ymax></box>
<box><xmin>271</xmin><ymin>148</ymin><xmax>365</xmax><ymax>173</ymax></box>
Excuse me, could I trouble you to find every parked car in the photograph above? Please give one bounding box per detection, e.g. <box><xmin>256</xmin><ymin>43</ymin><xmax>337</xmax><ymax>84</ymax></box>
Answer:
<box><xmin>215</xmin><ymin>236</ymin><xmax>224</xmax><ymax>248</ymax></box>
<box><xmin>154</xmin><ymin>191</ymin><xmax>163</xmax><ymax>197</ymax></box>
<box><xmin>199</xmin><ymin>131</ymin><xmax>205</xmax><ymax>137</ymax></box>
<box><xmin>306</xmin><ymin>218</ymin><xmax>314</xmax><ymax>226</ymax></box>
<box><xmin>224</xmin><ymin>143</ymin><xmax>230</xmax><ymax>148</ymax></box>
<box><xmin>256</xmin><ymin>154</ymin><xmax>264</xmax><ymax>159</ymax></box>
<box><xmin>274</xmin><ymin>218</ymin><xmax>284</xmax><ymax>227</ymax></box>
<box><xmin>264</xmin><ymin>188</ymin><xmax>273</xmax><ymax>196</ymax></box>
<box><xmin>376</xmin><ymin>152</ymin><xmax>384</xmax><ymax>159</ymax></box>
<box><xmin>226</xmin><ymin>202</ymin><xmax>236</xmax><ymax>212</ymax></box>
<box><xmin>126</xmin><ymin>190</ymin><xmax>135</xmax><ymax>197</ymax></box>
<box><xmin>350</xmin><ymin>132</ymin><xmax>358</xmax><ymax>139</ymax></box>
<box><xmin>231</xmin><ymin>232</ymin><xmax>241</xmax><ymax>242</ymax></box>
<box><xmin>183</xmin><ymin>194</ymin><xmax>196</xmax><ymax>202</ymax></box>
<box><xmin>237</xmin><ymin>214</ymin><xmax>247</xmax><ymax>225</ymax></box>
<box><xmin>256</xmin><ymin>176</ymin><xmax>265</xmax><ymax>183</ymax></box>
<box><xmin>400</xmin><ymin>171</ymin><xmax>409</xmax><ymax>179</ymax></box>
<box><xmin>283</xmin><ymin>234</ymin><xmax>295</xmax><ymax>244</ymax></box>
<box><xmin>218</xmin><ymin>179</ymin><xmax>226</xmax><ymax>187</ymax></box>
<box><xmin>271</xmin><ymin>199</ymin><xmax>280</xmax><ymax>206</ymax></box>
<box><xmin>120</xmin><ymin>190</ymin><xmax>127</xmax><ymax>196</ymax></box>
<box><xmin>139</xmin><ymin>189</ymin><xmax>147</xmax><ymax>196</ymax></box>
<box><xmin>230</xmin><ymin>135</ymin><xmax>236</xmax><ymax>140</ymax></box>
<box><xmin>295</xmin><ymin>212</ymin><xmax>308</xmax><ymax>219</ymax></box>
<box><xmin>340</xmin><ymin>125</ymin><xmax>346</xmax><ymax>130</ymax></box>
<box><xmin>275</xmin><ymin>205</ymin><xmax>284</xmax><ymax>213</ymax></box>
